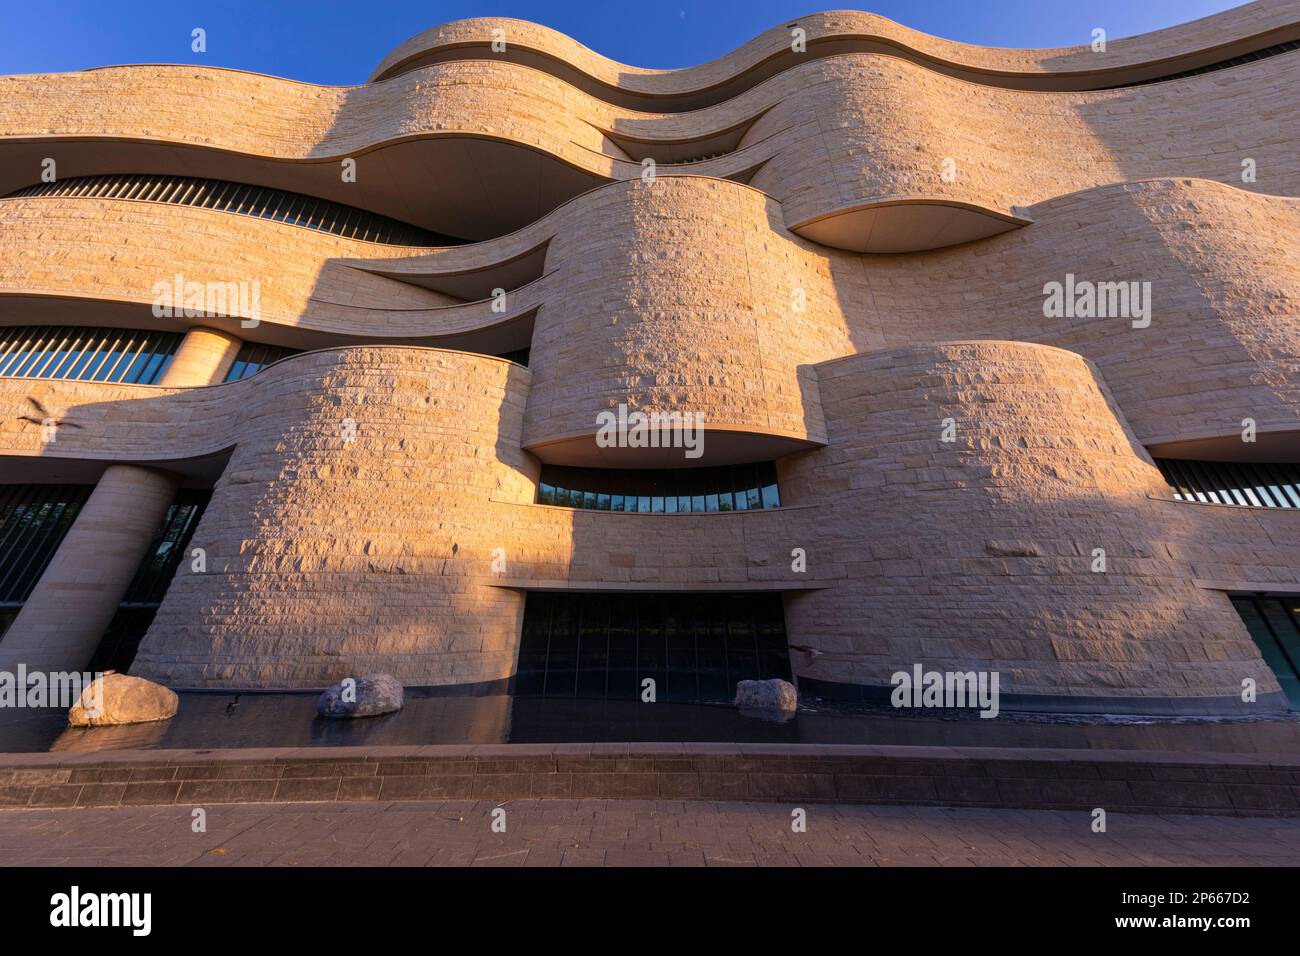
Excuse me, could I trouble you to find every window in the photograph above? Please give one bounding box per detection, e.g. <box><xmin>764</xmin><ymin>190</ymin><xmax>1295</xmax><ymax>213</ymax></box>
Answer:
<box><xmin>1155</xmin><ymin>459</ymin><xmax>1300</xmax><ymax>508</ymax></box>
<box><xmin>1116</xmin><ymin>39</ymin><xmax>1300</xmax><ymax>88</ymax></box>
<box><xmin>0</xmin><ymin>486</ymin><xmax>93</xmax><ymax>621</ymax></box>
<box><xmin>1230</xmin><ymin>597</ymin><xmax>1300</xmax><ymax>710</ymax></box>
<box><xmin>536</xmin><ymin>462</ymin><xmax>781</xmax><ymax>513</ymax></box>
<box><xmin>515</xmin><ymin>591</ymin><xmax>792</xmax><ymax>703</ymax></box>
<box><xmin>0</xmin><ymin>484</ymin><xmax>209</xmax><ymax>668</ymax></box>
<box><xmin>5</xmin><ymin>174</ymin><xmax>463</xmax><ymax>246</ymax></box>
<box><xmin>0</xmin><ymin>326</ymin><xmax>180</xmax><ymax>385</ymax></box>
<box><xmin>223</xmin><ymin>342</ymin><xmax>302</xmax><ymax>382</ymax></box>
<box><xmin>89</xmin><ymin>489</ymin><xmax>211</xmax><ymax>672</ymax></box>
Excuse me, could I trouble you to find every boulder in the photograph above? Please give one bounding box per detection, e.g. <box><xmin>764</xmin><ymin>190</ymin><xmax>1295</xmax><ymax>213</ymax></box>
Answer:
<box><xmin>68</xmin><ymin>673</ymin><xmax>179</xmax><ymax>727</ymax></box>
<box><xmin>734</xmin><ymin>678</ymin><xmax>798</xmax><ymax>713</ymax></box>
<box><xmin>316</xmin><ymin>673</ymin><xmax>404</xmax><ymax>718</ymax></box>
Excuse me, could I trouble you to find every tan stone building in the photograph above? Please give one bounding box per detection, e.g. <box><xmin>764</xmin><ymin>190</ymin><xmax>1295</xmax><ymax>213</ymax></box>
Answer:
<box><xmin>0</xmin><ymin>3</ymin><xmax>1298</xmax><ymax>716</ymax></box>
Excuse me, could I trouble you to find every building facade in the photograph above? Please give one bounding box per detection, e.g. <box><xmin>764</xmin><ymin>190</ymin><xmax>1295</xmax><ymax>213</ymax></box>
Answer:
<box><xmin>0</xmin><ymin>3</ymin><xmax>1299</xmax><ymax>716</ymax></box>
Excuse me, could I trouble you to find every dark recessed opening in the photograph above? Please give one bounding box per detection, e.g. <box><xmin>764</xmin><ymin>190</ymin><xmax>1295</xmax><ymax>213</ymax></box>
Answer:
<box><xmin>515</xmin><ymin>590</ymin><xmax>792</xmax><ymax>703</ymax></box>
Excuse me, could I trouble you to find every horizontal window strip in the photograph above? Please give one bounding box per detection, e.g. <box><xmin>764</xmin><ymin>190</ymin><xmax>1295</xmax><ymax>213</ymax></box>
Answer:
<box><xmin>1155</xmin><ymin>458</ymin><xmax>1300</xmax><ymax>509</ymax></box>
<box><xmin>222</xmin><ymin>342</ymin><xmax>302</xmax><ymax>382</ymax></box>
<box><xmin>1117</xmin><ymin>40</ymin><xmax>1300</xmax><ymax>88</ymax></box>
<box><xmin>537</xmin><ymin>462</ymin><xmax>781</xmax><ymax>514</ymax></box>
<box><xmin>4</xmin><ymin>174</ymin><xmax>461</xmax><ymax>247</ymax></box>
<box><xmin>0</xmin><ymin>326</ymin><xmax>180</xmax><ymax>385</ymax></box>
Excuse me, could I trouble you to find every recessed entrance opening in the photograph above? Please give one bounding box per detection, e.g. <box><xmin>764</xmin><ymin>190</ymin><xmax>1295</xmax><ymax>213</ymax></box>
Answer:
<box><xmin>515</xmin><ymin>591</ymin><xmax>792</xmax><ymax>703</ymax></box>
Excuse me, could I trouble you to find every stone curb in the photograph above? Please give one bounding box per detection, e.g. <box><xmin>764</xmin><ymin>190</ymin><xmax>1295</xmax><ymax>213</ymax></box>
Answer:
<box><xmin>2</xmin><ymin>743</ymin><xmax>1297</xmax><ymax>816</ymax></box>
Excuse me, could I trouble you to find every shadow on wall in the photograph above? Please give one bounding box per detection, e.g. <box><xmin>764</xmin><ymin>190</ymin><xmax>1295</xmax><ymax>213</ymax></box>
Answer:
<box><xmin>0</xmin><ymin>349</ymin><xmax>541</xmax><ymax>688</ymax></box>
<box><xmin>862</xmin><ymin>180</ymin><xmax>1300</xmax><ymax>448</ymax></box>
<box><xmin>1062</xmin><ymin>50</ymin><xmax>1300</xmax><ymax>198</ymax></box>
<box><xmin>321</xmin><ymin>81</ymin><xmax>611</xmax><ymax>241</ymax></box>
<box><xmin>5</xmin><ymin>338</ymin><xmax>1300</xmax><ymax>709</ymax></box>
<box><xmin>776</xmin><ymin>341</ymin><xmax>1292</xmax><ymax>708</ymax></box>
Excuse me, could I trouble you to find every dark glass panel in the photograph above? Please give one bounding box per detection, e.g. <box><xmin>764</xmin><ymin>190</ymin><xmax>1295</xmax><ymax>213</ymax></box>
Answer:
<box><xmin>513</xmin><ymin>592</ymin><xmax>551</xmax><ymax>697</ymax></box>
<box><xmin>696</xmin><ymin>601</ymin><xmax>729</xmax><ymax>702</ymax></box>
<box><xmin>725</xmin><ymin>596</ymin><xmax>760</xmax><ymax>684</ymax></box>
<box><xmin>119</xmin><ymin>489</ymin><xmax>211</xmax><ymax>605</ymax></box>
<box><xmin>606</xmin><ymin>600</ymin><xmax>638</xmax><ymax>699</ymax></box>
<box><xmin>86</xmin><ymin>608</ymin><xmax>158</xmax><ymax>674</ymax></box>
<box><xmin>636</xmin><ymin>596</ymin><xmax>666</xmax><ymax>698</ymax></box>
<box><xmin>576</xmin><ymin>595</ymin><xmax>610</xmax><ymax>699</ymax></box>
<box><xmin>0</xmin><ymin>485</ymin><xmax>93</xmax><ymax>604</ymax></box>
<box><xmin>664</xmin><ymin>599</ymin><xmax>697</xmax><ymax>702</ymax></box>
<box><xmin>543</xmin><ymin>600</ymin><xmax>578</xmax><ymax>697</ymax></box>
<box><xmin>1231</xmin><ymin>598</ymin><xmax>1300</xmax><ymax>710</ymax></box>
<box><xmin>517</xmin><ymin>591</ymin><xmax>790</xmax><ymax>704</ymax></box>
<box><xmin>534</xmin><ymin>463</ymin><xmax>783</xmax><ymax>513</ymax></box>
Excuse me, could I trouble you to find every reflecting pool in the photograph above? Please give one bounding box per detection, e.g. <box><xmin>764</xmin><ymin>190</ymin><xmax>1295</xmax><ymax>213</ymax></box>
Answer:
<box><xmin>1</xmin><ymin>690</ymin><xmax>1298</xmax><ymax>755</ymax></box>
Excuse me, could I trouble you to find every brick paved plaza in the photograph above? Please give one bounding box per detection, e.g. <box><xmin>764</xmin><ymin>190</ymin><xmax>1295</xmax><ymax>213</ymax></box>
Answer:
<box><xmin>2</xmin><ymin>800</ymin><xmax>1299</xmax><ymax>867</ymax></box>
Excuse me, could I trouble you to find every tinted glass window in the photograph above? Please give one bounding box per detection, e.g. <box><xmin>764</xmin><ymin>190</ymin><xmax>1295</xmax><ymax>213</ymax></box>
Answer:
<box><xmin>1231</xmin><ymin>597</ymin><xmax>1300</xmax><ymax>709</ymax></box>
<box><xmin>516</xmin><ymin>591</ymin><xmax>792</xmax><ymax>703</ymax></box>
<box><xmin>0</xmin><ymin>327</ymin><xmax>180</xmax><ymax>385</ymax></box>
<box><xmin>536</xmin><ymin>462</ymin><xmax>781</xmax><ymax>513</ymax></box>
<box><xmin>1156</xmin><ymin>459</ymin><xmax>1300</xmax><ymax>508</ymax></box>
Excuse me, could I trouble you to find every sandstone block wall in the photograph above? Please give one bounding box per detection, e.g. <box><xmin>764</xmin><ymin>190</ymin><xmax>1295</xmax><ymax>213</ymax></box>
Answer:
<box><xmin>2</xmin><ymin>2</ymin><xmax>1297</xmax><ymax>251</ymax></box>
<box><xmin>0</xmin><ymin>5</ymin><xmax>1297</xmax><ymax>712</ymax></box>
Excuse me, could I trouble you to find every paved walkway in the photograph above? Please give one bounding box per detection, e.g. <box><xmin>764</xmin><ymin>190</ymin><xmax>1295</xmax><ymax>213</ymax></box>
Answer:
<box><xmin>2</xmin><ymin>800</ymin><xmax>1299</xmax><ymax>866</ymax></box>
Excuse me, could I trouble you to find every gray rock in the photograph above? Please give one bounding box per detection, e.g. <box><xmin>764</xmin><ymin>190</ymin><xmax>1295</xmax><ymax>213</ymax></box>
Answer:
<box><xmin>68</xmin><ymin>673</ymin><xmax>179</xmax><ymax>727</ymax></box>
<box><xmin>316</xmin><ymin>673</ymin><xmax>404</xmax><ymax>718</ymax></box>
<box><xmin>734</xmin><ymin>678</ymin><xmax>798</xmax><ymax>713</ymax></box>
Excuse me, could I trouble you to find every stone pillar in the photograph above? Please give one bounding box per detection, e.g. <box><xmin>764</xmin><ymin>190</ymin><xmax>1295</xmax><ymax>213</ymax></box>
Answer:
<box><xmin>0</xmin><ymin>465</ymin><xmax>181</xmax><ymax>674</ymax></box>
<box><xmin>157</xmin><ymin>326</ymin><xmax>242</xmax><ymax>387</ymax></box>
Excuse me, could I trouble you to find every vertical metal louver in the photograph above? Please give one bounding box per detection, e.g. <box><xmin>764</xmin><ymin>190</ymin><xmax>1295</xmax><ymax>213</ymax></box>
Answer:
<box><xmin>1155</xmin><ymin>459</ymin><xmax>1300</xmax><ymax>508</ymax></box>
<box><xmin>0</xmin><ymin>326</ymin><xmax>181</xmax><ymax>385</ymax></box>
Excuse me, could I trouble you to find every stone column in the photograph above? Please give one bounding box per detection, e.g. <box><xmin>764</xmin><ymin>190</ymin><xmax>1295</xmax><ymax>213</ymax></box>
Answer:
<box><xmin>0</xmin><ymin>465</ymin><xmax>181</xmax><ymax>674</ymax></box>
<box><xmin>157</xmin><ymin>326</ymin><xmax>242</xmax><ymax>387</ymax></box>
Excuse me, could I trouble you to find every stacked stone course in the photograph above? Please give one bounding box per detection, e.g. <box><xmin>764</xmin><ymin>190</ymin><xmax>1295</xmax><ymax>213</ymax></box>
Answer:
<box><xmin>0</xmin><ymin>4</ymin><xmax>1297</xmax><ymax>712</ymax></box>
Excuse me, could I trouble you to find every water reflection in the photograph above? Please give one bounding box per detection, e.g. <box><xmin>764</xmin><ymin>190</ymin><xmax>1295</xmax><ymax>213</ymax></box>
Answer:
<box><xmin>0</xmin><ymin>692</ymin><xmax>1296</xmax><ymax>755</ymax></box>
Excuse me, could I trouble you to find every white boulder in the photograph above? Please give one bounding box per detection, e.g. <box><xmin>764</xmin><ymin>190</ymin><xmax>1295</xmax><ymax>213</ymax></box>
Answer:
<box><xmin>68</xmin><ymin>673</ymin><xmax>179</xmax><ymax>727</ymax></box>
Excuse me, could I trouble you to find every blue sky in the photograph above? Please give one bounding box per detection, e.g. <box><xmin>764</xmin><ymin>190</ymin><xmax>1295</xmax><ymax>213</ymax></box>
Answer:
<box><xmin>0</xmin><ymin>0</ymin><xmax>1244</xmax><ymax>84</ymax></box>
